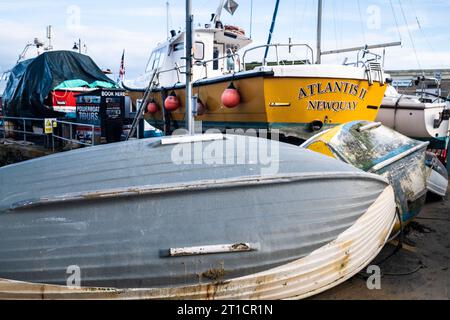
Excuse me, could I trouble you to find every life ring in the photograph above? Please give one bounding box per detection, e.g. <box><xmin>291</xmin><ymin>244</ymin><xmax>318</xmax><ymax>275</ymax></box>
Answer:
<box><xmin>224</xmin><ymin>25</ymin><xmax>245</xmax><ymax>36</ymax></box>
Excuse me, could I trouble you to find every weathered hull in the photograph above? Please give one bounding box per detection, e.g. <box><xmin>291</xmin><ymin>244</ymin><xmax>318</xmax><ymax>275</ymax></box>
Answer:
<box><xmin>128</xmin><ymin>71</ymin><xmax>386</xmax><ymax>140</ymax></box>
<box><xmin>0</xmin><ymin>186</ymin><xmax>395</xmax><ymax>300</ymax></box>
<box><xmin>0</xmin><ymin>135</ymin><xmax>396</xmax><ymax>299</ymax></box>
<box><xmin>374</xmin><ymin>148</ymin><xmax>428</xmax><ymax>227</ymax></box>
<box><xmin>301</xmin><ymin>121</ymin><xmax>429</xmax><ymax>229</ymax></box>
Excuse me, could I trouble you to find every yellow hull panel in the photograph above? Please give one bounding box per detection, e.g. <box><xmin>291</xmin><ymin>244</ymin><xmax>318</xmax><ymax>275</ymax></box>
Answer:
<box><xmin>129</xmin><ymin>75</ymin><xmax>387</xmax><ymax>139</ymax></box>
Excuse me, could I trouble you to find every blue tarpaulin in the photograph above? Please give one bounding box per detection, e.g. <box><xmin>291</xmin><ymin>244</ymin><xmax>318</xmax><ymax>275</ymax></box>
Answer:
<box><xmin>2</xmin><ymin>50</ymin><xmax>118</xmax><ymax>117</ymax></box>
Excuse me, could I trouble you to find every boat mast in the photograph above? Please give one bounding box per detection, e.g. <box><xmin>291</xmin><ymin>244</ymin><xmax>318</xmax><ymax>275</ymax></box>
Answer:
<box><xmin>316</xmin><ymin>0</ymin><xmax>322</xmax><ymax>64</ymax></box>
<box><xmin>185</xmin><ymin>0</ymin><xmax>194</xmax><ymax>135</ymax></box>
<box><xmin>264</xmin><ymin>0</ymin><xmax>281</xmax><ymax>63</ymax></box>
<box><xmin>212</xmin><ymin>0</ymin><xmax>226</xmax><ymax>25</ymax></box>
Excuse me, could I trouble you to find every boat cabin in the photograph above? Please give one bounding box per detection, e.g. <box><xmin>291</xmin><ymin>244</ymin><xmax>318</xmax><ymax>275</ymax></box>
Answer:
<box><xmin>124</xmin><ymin>25</ymin><xmax>252</xmax><ymax>90</ymax></box>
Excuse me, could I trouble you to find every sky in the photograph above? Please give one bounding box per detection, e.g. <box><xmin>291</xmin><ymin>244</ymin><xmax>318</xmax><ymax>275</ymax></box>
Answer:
<box><xmin>0</xmin><ymin>0</ymin><xmax>449</xmax><ymax>80</ymax></box>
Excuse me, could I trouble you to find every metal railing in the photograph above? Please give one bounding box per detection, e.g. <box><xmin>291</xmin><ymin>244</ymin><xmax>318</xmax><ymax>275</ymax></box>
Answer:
<box><xmin>0</xmin><ymin>116</ymin><xmax>47</xmax><ymax>142</ymax></box>
<box><xmin>52</xmin><ymin>119</ymin><xmax>97</xmax><ymax>150</ymax></box>
<box><xmin>0</xmin><ymin>116</ymin><xmax>98</xmax><ymax>150</ymax></box>
<box><xmin>343</xmin><ymin>48</ymin><xmax>383</xmax><ymax>68</ymax></box>
<box><xmin>242</xmin><ymin>43</ymin><xmax>314</xmax><ymax>71</ymax></box>
<box><xmin>194</xmin><ymin>52</ymin><xmax>242</xmax><ymax>78</ymax></box>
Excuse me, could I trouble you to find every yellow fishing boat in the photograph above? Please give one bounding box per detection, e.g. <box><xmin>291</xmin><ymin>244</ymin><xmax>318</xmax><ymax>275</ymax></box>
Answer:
<box><xmin>124</xmin><ymin>0</ymin><xmax>390</xmax><ymax>140</ymax></box>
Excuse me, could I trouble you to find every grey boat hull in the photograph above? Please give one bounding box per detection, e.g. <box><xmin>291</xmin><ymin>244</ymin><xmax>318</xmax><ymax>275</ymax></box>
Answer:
<box><xmin>0</xmin><ymin>135</ymin><xmax>396</xmax><ymax>298</ymax></box>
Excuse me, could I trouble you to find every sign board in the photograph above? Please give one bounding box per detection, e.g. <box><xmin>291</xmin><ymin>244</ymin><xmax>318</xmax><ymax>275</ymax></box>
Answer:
<box><xmin>76</xmin><ymin>95</ymin><xmax>101</xmax><ymax>126</ymax></box>
<box><xmin>44</xmin><ymin>118</ymin><xmax>57</xmax><ymax>134</ymax></box>
<box><xmin>223</xmin><ymin>0</ymin><xmax>239</xmax><ymax>15</ymax></box>
<box><xmin>435</xmin><ymin>72</ymin><xmax>442</xmax><ymax>82</ymax></box>
<box><xmin>75</xmin><ymin>89</ymin><xmax>126</xmax><ymax>144</ymax></box>
<box><xmin>392</xmin><ymin>79</ymin><xmax>413</xmax><ymax>88</ymax></box>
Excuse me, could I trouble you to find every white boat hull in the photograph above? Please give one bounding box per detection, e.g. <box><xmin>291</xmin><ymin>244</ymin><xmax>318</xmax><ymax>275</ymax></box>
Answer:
<box><xmin>427</xmin><ymin>170</ymin><xmax>448</xmax><ymax>197</ymax></box>
<box><xmin>377</xmin><ymin>97</ymin><xmax>449</xmax><ymax>140</ymax></box>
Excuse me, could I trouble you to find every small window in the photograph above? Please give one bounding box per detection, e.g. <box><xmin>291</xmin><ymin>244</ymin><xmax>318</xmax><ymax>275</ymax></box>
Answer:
<box><xmin>145</xmin><ymin>52</ymin><xmax>156</xmax><ymax>73</ymax></box>
<box><xmin>173</xmin><ymin>43</ymin><xmax>184</xmax><ymax>52</ymax></box>
<box><xmin>194</xmin><ymin>42</ymin><xmax>205</xmax><ymax>60</ymax></box>
<box><xmin>145</xmin><ymin>48</ymin><xmax>166</xmax><ymax>72</ymax></box>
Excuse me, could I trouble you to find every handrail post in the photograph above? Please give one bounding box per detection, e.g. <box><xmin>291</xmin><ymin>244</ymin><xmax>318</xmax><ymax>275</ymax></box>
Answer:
<box><xmin>69</xmin><ymin>123</ymin><xmax>73</xmax><ymax>150</ymax></box>
<box><xmin>91</xmin><ymin>125</ymin><xmax>95</xmax><ymax>146</ymax></box>
<box><xmin>1</xmin><ymin>117</ymin><xmax>5</xmax><ymax>140</ymax></box>
<box><xmin>275</xmin><ymin>45</ymin><xmax>279</xmax><ymax>65</ymax></box>
<box><xmin>23</xmin><ymin>119</ymin><xmax>26</xmax><ymax>142</ymax></box>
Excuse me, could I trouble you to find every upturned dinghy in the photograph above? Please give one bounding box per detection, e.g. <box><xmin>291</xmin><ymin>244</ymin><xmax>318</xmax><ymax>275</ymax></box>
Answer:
<box><xmin>425</xmin><ymin>152</ymin><xmax>448</xmax><ymax>197</ymax></box>
<box><xmin>0</xmin><ymin>134</ymin><xmax>396</xmax><ymax>299</ymax></box>
<box><xmin>302</xmin><ymin>121</ymin><xmax>429</xmax><ymax>232</ymax></box>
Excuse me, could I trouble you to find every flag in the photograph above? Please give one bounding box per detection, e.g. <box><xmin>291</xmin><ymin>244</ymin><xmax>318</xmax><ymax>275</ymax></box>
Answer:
<box><xmin>223</xmin><ymin>0</ymin><xmax>238</xmax><ymax>15</ymax></box>
<box><xmin>118</xmin><ymin>49</ymin><xmax>125</xmax><ymax>82</ymax></box>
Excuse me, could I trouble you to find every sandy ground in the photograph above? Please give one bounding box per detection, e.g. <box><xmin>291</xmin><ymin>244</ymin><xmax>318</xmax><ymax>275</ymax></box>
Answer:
<box><xmin>312</xmin><ymin>186</ymin><xmax>450</xmax><ymax>300</ymax></box>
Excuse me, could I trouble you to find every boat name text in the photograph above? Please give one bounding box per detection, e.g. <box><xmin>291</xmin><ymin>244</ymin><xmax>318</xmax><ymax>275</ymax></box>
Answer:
<box><xmin>299</xmin><ymin>81</ymin><xmax>368</xmax><ymax>101</ymax></box>
<box><xmin>307</xmin><ymin>101</ymin><xmax>358</xmax><ymax>111</ymax></box>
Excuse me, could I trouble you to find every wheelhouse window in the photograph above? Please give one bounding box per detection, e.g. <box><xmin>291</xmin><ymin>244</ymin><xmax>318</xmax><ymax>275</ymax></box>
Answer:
<box><xmin>145</xmin><ymin>47</ymin><xmax>167</xmax><ymax>72</ymax></box>
<box><xmin>173</xmin><ymin>43</ymin><xmax>184</xmax><ymax>52</ymax></box>
<box><xmin>194</xmin><ymin>42</ymin><xmax>205</xmax><ymax>61</ymax></box>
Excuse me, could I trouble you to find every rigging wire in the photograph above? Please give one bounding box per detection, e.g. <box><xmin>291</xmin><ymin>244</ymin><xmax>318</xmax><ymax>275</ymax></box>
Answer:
<box><xmin>331</xmin><ymin>0</ymin><xmax>339</xmax><ymax>63</ymax></box>
<box><xmin>356</xmin><ymin>0</ymin><xmax>367</xmax><ymax>45</ymax></box>
<box><xmin>389</xmin><ymin>0</ymin><xmax>402</xmax><ymax>42</ymax></box>
<box><xmin>398</xmin><ymin>0</ymin><xmax>423</xmax><ymax>73</ymax></box>
<box><xmin>296</xmin><ymin>0</ymin><xmax>309</xmax><ymax>41</ymax></box>
<box><xmin>410</xmin><ymin>0</ymin><xmax>436</xmax><ymax>53</ymax></box>
<box><xmin>249</xmin><ymin>0</ymin><xmax>253</xmax><ymax>39</ymax></box>
<box><xmin>292</xmin><ymin>0</ymin><xmax>297</xmax><ymax>40</ymax></box>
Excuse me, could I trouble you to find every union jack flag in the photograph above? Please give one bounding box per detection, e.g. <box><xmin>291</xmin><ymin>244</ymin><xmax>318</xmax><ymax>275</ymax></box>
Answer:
<box><xmin>118</xmin><ymin>49</ymin><xmax>125</xmax><ymax>82</ymax></box>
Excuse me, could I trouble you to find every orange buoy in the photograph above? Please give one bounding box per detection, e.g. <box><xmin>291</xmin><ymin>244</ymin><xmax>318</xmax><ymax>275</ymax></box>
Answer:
<box><xmin>221</xmin><ymin>82</ymin><xmax>240</xmax><ymax>109</ymax></box>
<box><xmin>196</xmin><ymin>98</ymin><xmax>206</xmax><ymax>116</ymax></box>
<box><xmin>147</xmin><ymin>100</ymin><xmax>158</xmax><ymax>114</ymax></box>
<box><xmin>164</xmin><ymin>91</ymin><xmax>180</xmax><ymax>111</ymax></box>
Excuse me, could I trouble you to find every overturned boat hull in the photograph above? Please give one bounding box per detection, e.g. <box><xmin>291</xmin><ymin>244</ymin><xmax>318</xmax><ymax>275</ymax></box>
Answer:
<box><xmin>0</xmin><ymin>187</ymin><xmax>395</xmax><ymax>300</ymax></box>
<box><xmin>301</xmin><ymin>121</ymin><xmax>429</xmax><ymax>230</ymax></box>
<box><xmin>0</xmin><ymin>135</ymin><xmax>396</xmax><ymax>299</ymax></box>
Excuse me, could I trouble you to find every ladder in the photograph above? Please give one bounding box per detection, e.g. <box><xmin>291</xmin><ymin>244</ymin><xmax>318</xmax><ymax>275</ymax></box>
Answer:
<box><xmin>125</xmin><ymin>70</ymin><xmax>159</xmax><ymax>141</ymax></box>
<box><xmin>366</xmin><ymin>62</ymin><xmax>385</xmax><ymax>86</ymax></box>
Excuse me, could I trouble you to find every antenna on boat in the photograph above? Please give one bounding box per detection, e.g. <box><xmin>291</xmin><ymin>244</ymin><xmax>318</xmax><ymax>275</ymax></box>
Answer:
<box><xmin>166</xmin><ymin>1</ymin><xmax>170</xmax><ymax>40</ymax></box>
<box><xmin>45</xmin><ymin>25</ymin><xmax>53</xmax><ymax>51</ymax></box>
<box><xmin>185</xmin><ymin>0</ymin><xmax>194</xmax><ymax>135</ymax></box>
<box><xmin>316</xmin><ymin>0</ymin><xmax>323</xmax><ymax>64</ymax></box>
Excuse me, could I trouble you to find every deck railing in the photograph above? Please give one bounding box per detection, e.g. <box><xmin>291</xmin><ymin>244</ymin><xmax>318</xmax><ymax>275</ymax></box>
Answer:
<box><xmin>0</xmin><ymin>116</ymin><xmax>98</xmax><ymax>151</ymax></box>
